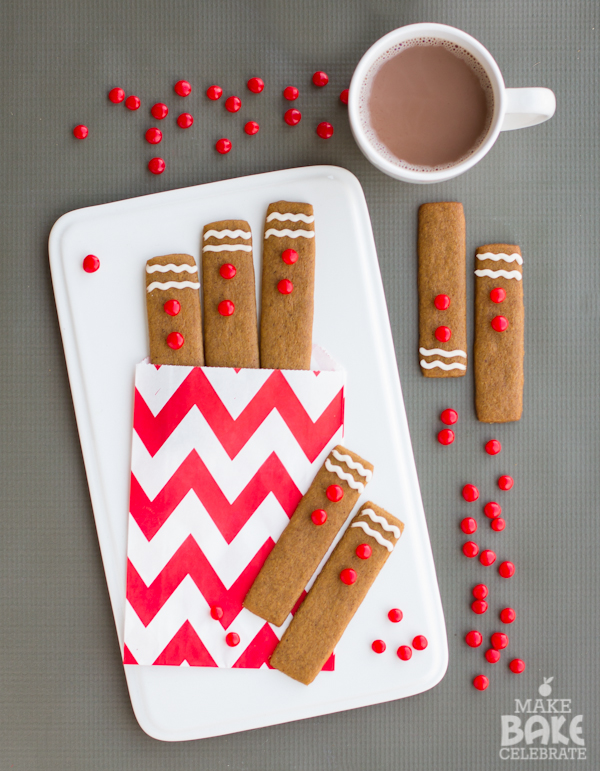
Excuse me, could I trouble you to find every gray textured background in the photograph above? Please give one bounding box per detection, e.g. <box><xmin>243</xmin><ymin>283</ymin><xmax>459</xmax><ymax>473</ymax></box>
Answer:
<box><xmin>2</xmin><ymin>0</ymin><xmax>598</xmax><ymax>768</ymax></box>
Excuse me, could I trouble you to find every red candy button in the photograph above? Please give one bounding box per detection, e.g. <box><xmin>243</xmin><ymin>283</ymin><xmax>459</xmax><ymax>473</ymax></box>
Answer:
<box><xmin>473</xmin><ymin>675</ymin><xmax>489</xmax><ymax>691</ymax></box>
<box><xmin>472</xmin><ymin>600</ymin><xmax>488</xmax><ymax>615</ymax></box>
<box><xmin>485</xmin><ymin>439</ymin><xmax>502</xmax><ymax>455</ymax></box>
<box><xmin>356</xmin><ymin>543</ymin><xmax>372</xmax><ymax>560</ymax></box>
<box><xmin>465</xmin><ymin>630</ymin><xmax>483</xmax><ymax>647</ymax></box>
<box><xmin>485</xmin><ymin>648</ymin><xmax>501</xmax><ymax>664</ymax></box>
<box><xmin>491</xmin><ymin>632</ymin><xmax>509</xmax><ymax>650</ymax></box>
<box><xmin>498</xmin><ymin>475</ymin><xmax>514</xmax><ymax>491</ymax></box>
<box><xmin>244</xmin><ymin>121</ymin><xmax>260</xmax><ymax>135</ymax></box>
<box><xmin>462</xmin><ymin>484</ymin><xmax>480</xmax><ymax>502</ymax></box>
<box><xmin>340</xmin><ymin>88</ymin><xmax>349</xmax><ymax>104</ymax></box>
<box><xmin>491</xmin><ymin>315</ymin><xmax>509</xmax><ymax>332</ymax></box>
<box><xmin>484</xmin><ymin>501</ymin><xmax>501</xmax><ymax>519</ymax></box>
<box><xmin>219</xmin><ymin>263</ymin><xmax>237</xmax><ymax>279</ymax></box>
<box><xmin>225</xmin><ymin>95</ymin><xmax>241</xmax><ymax>112</ymax></box>
<box><xmin>434</xmin><ymin>294</ymin><xmax>451</xmax><ymax>310</ymax></box>
<box><xmin>340</xmin><ymin>568</ymin><xmax>357</xmax><ymax>585</ymax></box>
<box><xmin>166</xmin><ymin>332</ymin><xmax>184</xmax><ymax>350</ymax></box>
<box><xmin>283</xmin><ymin>86</ymin><xmax>299</xmax><ymax>100</ymax></box>
<box><xmin>413</xmin><ymin>635</ymin><xmax>428</xmax><ymax>651</ymax></box>
<box><xmin>388</xmin><ymin>608</ymin><xmax>403</xmax><ymax>623</ymax></box>
<box><xmin>218</xmin><ymin>300</ymin><xmax>235</xmax><ymax>316</ymax></box>
<box><xmin>284</xmin><ymin>108</ymin><xmax>302</xmax><ymax>125</ymax></box>
<box><xmin>326</xmin><ymin>484</ymin><xmax>343</xmax><ymax>502</ymax></box>
<box><xmin>311</xmin><ymin>509</ymin><xmax>327</xmax><ymax>526</ymax></box>
<box><xmin>491</xmin><ymin>518</ymin><xmax>506</xmax><ymax>531</ymax></box>
<box><xmin>216</xmin><ymin>138</ymin><xmax>232</xmax><ymax>154</ymax></box>
<box><xmin>83</xmin><ymin>254</ymin><xmax>100</xmax><ymax>273</ymax></box>
<box><xmin>151</xmin><ymin>102</ymin><xmax>168</xmax><ymax>120</ymax></box>
<box><xmin>108</xmin><ymin>87</ymin><xmax>125</xmax><ymax>103</ymax></box>
<box><xmin>174</xmin><ymin>80</ymin><xmax>192</xmax><ymax>97</ymax></box>
<box><xmin>312</xmin><ymin>71</ymin><xmax>329</xmax><ymax>86</ymax></box>
<box><xmin>472</xmin><ymin>584</ymin><xmax>488</xmax><ymax>600</ymax></box>
<box><xmin>500</xmin><ymin>607</ymin><xmax>516</xmax><ymax>624</ymax></box>
<box><xmin>480</xmin><ymin>549</ymin><xmax>496</xmax><ymax>567</ymax></box>
<box><xmin>282</xmin><ymin>249</ymin><xmax>298</xmax><ymax>265</ymax></box>
<box><xmin>460</xmin><ymin>517</ymin><xmax>477</xmax><ymax>535</ymax></box>
<box><xmin>435</xmin><ymin>326</ymin><xmax>452</xmax><ymax>342</ymax></box>
<box><xmin>316</xmin><ymin>121</ymin><xmax>334</xmax><ymax>139</ymax></box>
<box><xmin>499</xmin><ymin>561</ymin><xmax>515</xmax><ymax>578</ymax></box>
<box><xmin>225</xmin><ymin>632</ymin><xmax>240</xmax><ymax>647</ymax></box>
<box><xmin>207</xmin><ymin>85</ymin><xmax>223</xmax><ymax>100</ymax></box>
<box><xmin>278</xmin><ymin>279</ymin><xmax>294</xmax><ymax>295</ymax></box>
<box><xmin>148</xmin><ymin>157</ymin><xmax>165</xmax><ymax>175</ymax></box>
<box><xmin>164</xmin><ymin>299</ymin><xmax>181</xmax><ymax>316</ymax></box>
<box><xmin>440</xmin><ymin>408</ymin><xmax>458</xmax><ymax>425</ymax></box>
<box><xmin>210</xmin><ymin>605</ymin><xmax>223</xmax><ymax>620</ymax></box>
<box><xmin>125</xmin><ymin>95</ymin><xmax>140</xmax><ymax>110</ymax></box>
<box><xmin>490</xmin><ymin>287</ymin><xmax>507</xmax><ymax>303</ymax></box>
<box><xmin>462</xmin><ymin>541</ymin><xmax>479</xmax><ymax>558</ymax></box>
<box><xmin>509</xmin><ymin>658</ymin><xmax>526</xmax><ymax>674</ymax></box>
<box><xmin>73</xmin><ymin>124</ymin><xmax>88</xmax><ymax>139</ymax></box>
<box><xmin>247</xmin><ymin>77</ymin><xmax>264</xmax><ymax>93</ymax></box>
<box><xmin>177</xmin><ymin>112</ymin><xmax>194</xmax><ymax>128</ymax></box>
<box><xmin>145</xmin><ymin>128</ymin><xmax>162</xmax><ymax>144</ymax></box>
<box><xmin>397</xmin><ymin>645</ymin><xmax>412</xmax><ymax>661</ymax></box>
<box><xmin>372</xmin><ymin>639</ymin><xmax>386</xmax><ymax>654</ymax></box>
<box><xmin>438</xmin><ymin>429</ymin><xmax>455</xmax><ymax>446</ymax></box>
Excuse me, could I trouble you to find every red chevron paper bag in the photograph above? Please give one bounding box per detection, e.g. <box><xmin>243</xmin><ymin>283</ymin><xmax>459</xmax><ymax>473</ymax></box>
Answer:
<box><xmin>124</xmin><ymin>354</ymin><xmax>345</xmax><ymax>667</ymax></box>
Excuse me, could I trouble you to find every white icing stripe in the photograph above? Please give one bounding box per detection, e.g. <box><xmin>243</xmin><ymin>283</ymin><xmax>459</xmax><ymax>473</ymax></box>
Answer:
<box><xmin>360</xmin><ymin>508</ymin><xmax>402</xmax><ymax>539</ymax></box>
<box><xmin>474</xmin><ymin>268</ymin><xmax>522</xmax><ymax>281</ymax></box>
<box><xmin>351</xmin><ymin>521</ymin><xmax>394</xmax><ymax>552</ymax></box>
<box><xmin>202</xmin><ymin>244</ymin><xmax>253</xmax><ymax>253</ymax></box>
<box><xmin>266</xmin><ymin>212</ymin><xmax>315</xmax><ymax>224</ymax></box>
<box><xmin>203</xmin><ymin>229</ymin><xmax>251</xmax><ymax>240</ymax></box>
<box><xmin>331</xmin><ymin>449</ymin><xmax>372</xmax><ymax>482</ymax></box>
<box><xmin>324</xmin><ymin>459</ymin><xmax>365</xmax><ymax>493</ymax></box>
<box><xmin>419</xmin><ymin>347</ymin><xmax>467</xmax><ymax>359</ymax></box>
<box><xmin>477</xmin><ymin>252</ymin><xmax>523</xmax><ymax>265</ymax></box>
<box><xmin>146</xmin><ymin>280</ymin><xmax>200</xmax><ymax>292</ymax></box>
<box><xmin>146</xmin><ymin>263</ymin><xmax>197</xmax><ymax>274</ymax></box>
<box><xmin>420</xmin><ymin>359</ymin><xmax>467</xmax><ymax>371</ymax></box>
<box><xmin>264</xmin><ymin>228</ymin><xmax>315</xmax><ymax>239</ymax></box>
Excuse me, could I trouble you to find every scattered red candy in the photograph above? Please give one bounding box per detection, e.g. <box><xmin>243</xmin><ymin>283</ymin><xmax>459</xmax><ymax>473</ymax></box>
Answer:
<box><xmin>218</xmin><ymin>300</ymin><xmax>235</xmax><ymax>316</ymax></box>
<box><xmin>465</xmin><ymin>630</ymin><xmax>483</xmax><ymax>648</ymax></box>
<box><xmin>219</xmin><ymin>263</ymin><xmax>237</xmax><ymax>279</ymax></box>
<box><xmin>480</xmin><ymin>549</ymin><xmax>497</xmax><ymax>567</ymax></box>
<box><xmin>485</xmin><ymin>648</ymin><xmax>501</xmax><ymax>664</ymax></box>
<box><xmin>500</xmin><ymin>607</ymin><xmax>516</xmax><ymax>624</ymax></box>
<box><xmin>247</xmin><ymin>77</ymin><xmax>264</xmax><ymax>93</ymax></box>
<box><xmin>412</xmin><ymin>635</ymin><xmax>428</xmax><ymax>651</ymax></box>
<box><xmin>166</xmin><ymin>332</ymin><xmax>184</xmax><ymax>350</ymax></box>
<box><xmin>284</xmin><ymin>108</ymin><xmax>302</xmax><ymax>125</ymax></box>
<box><xmin>326</xmin><ymin>484</ymin><xmax>344</xmax><ymax>502</ymax></box>
<box><xmin>491</xmin><ymin>632</ymin><xmax>509</xmax><ymax>650</ymax></box>
<box><xmin>163</xmin><ymin>299</ymin><xmax>180</xmax><ymax>316</ymax></box>
<box><xmin>210</xmin><ymin>605</ymin><xmax>223</xmax><ymax>620</ymax></box>
<box><xmin>460</xmin><ymin>517</ymin><xmax>477</xmax><ymax>535</ymax></box>
<box><xmin>499</xmin><ymin>561</ymin><xmax>515</xmax><ymax>578</ymax></box>
<box><xmin>73</xmin><ymin>124</ymin><xmax>88</xmax><ymax>139</ymax></box>
<box><xmin>463</xmin><ymin>541</ymin><xmax>479</xmax><ymax>558</ymax></box>
<box><xmin>148</xmin><ymin>157</ymin><xmax>165</xmax><ymax>175</ymax></box>
<box><xmin>472</xmin><ymin>600</ymin><xmax>488</xmax><ymax>615</ymax></box>
<box><xmin>498</xmin><ymin>475</ymin><xmax>514</xmax><ymax>491</ymax></box>
<box><xmin>434</xmin><ymin>294</ymin><xmax>451</xmax><ymax>310</ymax></box>
<box><xmin>509</xmin><ymin>658</ymin><xmax>526</xmax><ymax>674</ymax></box>
<box><xmin>174</xmin><ymin>80</ymin><xmax>192</xmax><ymax>97</ymax></box>
<box><xmin>472</xmin><ymin>584</ymin><xmax>488</xmax><ymax>600</ymax></box>
<box><xmin>82</xmin><ymin>254</ymin><xmax>100</xmax><ymax>273</ymax></box>
<box><xmin>283</xmin><ymin>86</ymin><xmax>299</xmax><ymax>100</ymax></box>
<box><xmin>372</xmin><ymin>639</ymin><xmax>386</xmax><ymax>654</ymax></box>
<box><xmin>108</xmin><ymin>87</ymin><xmax>125</xmax><ymax>103</ymax></box>
<box><xmin>435</xmin><ymin>325</ymin><xmax>452</xmax><ymax>342</ymax></box>
<box><xmin>177</xmin><ymin>112</ymin><xmax>194</xmax><ymax>128</ymax></box>
<box><xmin>316</xmin><ymin>121</ymin><xmax>334</xmax><ymax>139</ymax></box>
<box><xmin>491</xmin><ymin>518</ymin><xmax>506</xmax><ymax>532</ymax></box>
<box><xmin>440</xmin><ymin>408</ymin><xmax>458</xmax><ymax>425</ymax></box>
<box><xmin>151</xmin><ymin>102</ymin><xmax>169</xmax><ymax>120</ymax></box>
<box><xmin>278</xmin><ymin>279</ymin><xmax>294</xmax><ymax>295</ymax></box>
<box><xmin>145</xmin><ymin>128</ymin><xmax>162</xmax><ymax>144</ymax></box>
<box><xmin>282</xmin><ymin>248</ymin><xmax>298</xmax><ymax>265</ymax></box>
<box><xmin>311</xmin><ymin>509</ymin><xmax>327</xmax><ymax>526</ymax></box>
<box><xmin>207</xmin><ymin>85</ymin><xmax>223</xmax><ymax>100</ymax></box>
<box><xmin>340</xmin><ymin>568</ymin><xmax>357</xmax><ymax>585</ymax></box>
<box><xmin>491</xmin><ymin>315</ymin><xmax>509</xmax><ymax>332</ymax></box>
<box><xmin>340</xmin><ymin>88</ymin><xmax>349</xmax><ymax>104</ymax></box>
<box><xmin>484</xmin><ymin>501</ymin><xmax>502</xmax><ymax>519</ymax></box>
<box><xmin>490</xmin><ymin>287</ymin><xmax>506</xmax><ymax>303</ymax></box>
<box><xmin>397</xmin><ymin>645</ymin><xmax>412</xmax><ymax>660</ymax></box>
<box><xmin>225</xmin><ymin>632</ymin><xmax>240</xmax><ymax>647</ymax></box>
<box><xmin>216</xmin><ymin>138</ymin><xmax>232</xmax><ymax>154</ymax></box>
<box><xmin>312</xmin><ymin>71</ymin><xmax>329</xmax><ymax>86</ymax></box>
<box><xmin>225</xmin><ymin>95</ymin><xmax>241</xmax><ymax>112</ymax></box>
<box><xmin>485</xmin><ymin>439</ymin><xmax>502</xmax><ymax>455</ymax></box>
<box><xmin>438</xmin><ymin>429</ymin><xmax>455</xmax><ymax>445</ymax></box>
<box><xmin>462</xmin><ymin>484</ymin><xmax>480</xmax><ymax>502</ymax></box>
<box><xmin>244</xmin><ymin>120</ymin><xmax>260</xmax><ymax>135</ymax></box>
<box><xmin>125</xmin><ymin>95</ymin><xmax>140</xmax><ymax>110</ymax></box>
<box><xmin>388</xmin><ymin>608</ymin><xmax>403</xmax><ymax>623</ymax></box>
<box><xmin>473</xmin><ymin>675</ymin><xmax>489</xmax><ymax>691</ymax></box>
<box><xmin>356</xmin><ymin>543</ymin><xmax>372</xmax><ymax>560</ymax></box>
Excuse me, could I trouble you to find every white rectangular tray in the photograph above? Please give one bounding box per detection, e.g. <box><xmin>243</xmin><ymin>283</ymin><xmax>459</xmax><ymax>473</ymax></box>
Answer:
<box><xmin>49</xmin><ymin>165</ymin><xmax>447</xmax><ymax>741</ymax></box>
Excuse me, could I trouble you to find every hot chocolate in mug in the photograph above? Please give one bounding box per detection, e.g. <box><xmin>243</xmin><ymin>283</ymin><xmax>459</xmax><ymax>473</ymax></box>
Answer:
<box><xmin>348</xmin><ymin>23</ymin><xmax>556</xmax><ymax>184</ymax></box>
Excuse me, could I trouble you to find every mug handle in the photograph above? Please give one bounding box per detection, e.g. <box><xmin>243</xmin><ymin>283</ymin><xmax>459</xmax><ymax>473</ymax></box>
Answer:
<box><xmin>501</xmin><ymin>87</ymin><xmax>556</xmax><ymax>131</ymax></box>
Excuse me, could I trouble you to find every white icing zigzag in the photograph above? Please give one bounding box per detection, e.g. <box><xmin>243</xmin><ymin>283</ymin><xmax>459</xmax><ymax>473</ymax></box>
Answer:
<box><xmin>146</xmin><ymin>263</ymin><xmax>197</xmax><ymax>274</ymax></box>
<box><xmin>266</xmin><ymin>212</ymin><xmax>315</xmax><ymax>224</ymax></box>
<box><xmin>360</xmin><ymin>508</ymin><xmax>402</xmax><ymax>539</ymax></box>
<box><xmin>477</xmin><ymin>252</ymin><xmax>523</xmax><ymax>265</ymax></box>
<box><xmin>264</xmin><ymin>228</ymin><xmax>315</xmax><ymax>239</ymax></box>
<box><xmin>146</xmin><ymin>280</ymin><xmax>200</xmax><ymax>293</ymax></box>
<box><xmin>331</xmin><ymin>449</ymin><xmax>372</xmax><ymax>482</ymax></box>
<box><xmin>351</xmin><ymin>521</ymin><xmax>394</xmax><ymax>552</ymax></box>
<box><xmin>202</xmin><ymin>244</ymin><xmax>253</xmax><ymax>253</ymax></box>
<box><xmin>420</xmin><ymin>360</ymin><xmax>467</xmax><ymax>371</ymax></box>
<box><xmin>324</xmin><ymin>458</ymin><xmax>365</xmax><ymax>493</ymax></box>
<box><xmin>474</xmin><ymin>269</ymin><xmax>522</xmax><ymax>281</ymax></box>
<box><xmin>419</xmin><ymin>347</ymin><xmax>467</xmax><ymax>359</ymax></box>
<box><xmin>203</xmin><ymin>229</ymin><xmax>251</xmax><ymax>240</ymax></box>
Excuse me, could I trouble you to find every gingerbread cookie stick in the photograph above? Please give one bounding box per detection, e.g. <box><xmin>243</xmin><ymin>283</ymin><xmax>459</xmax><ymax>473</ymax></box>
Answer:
<box><xmin>418</xmin><ymin>202</ymin><xmax>467</xmax><ymax>377</ymax></box>
<box><xmin>270</xmin><ymin>502</ymin><xmax>404</xmax><ymax>685</ymax></box>
<box><xmin>474</xmin><ymin>244</ymin><xmax>524</xmax><ymax>422</ymax></box>
<box><xmin>146</xmin><ymin>254</ymin><xmax>204</xmax><ymax>366</ymax></box>
<box><xmin>243</xmin><ymin>446</ymin><xmax>373</xmax><ymax>627</ymax></box>
<box><xmin>202</xmin><ymin>220</ymin><xmax>259</xmax><ymax>368</ymax></box>
<box><xmin>259</xmin><ymin>201</ymin><xmax>315</xmax><ymax>370</ymax></box>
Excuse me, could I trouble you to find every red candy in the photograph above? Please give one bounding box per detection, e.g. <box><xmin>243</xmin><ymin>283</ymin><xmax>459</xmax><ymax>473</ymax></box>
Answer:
<box><xmin>435</xmin><ymin>325</ymin><xmax>452</xmax><ymax>342</ymax></box>
<box><xmin>312</xmin><ymin>71</ymin><xmax>329</xmax><ymax>86</ymax></box>
<box><xmin>82</xmin><ymin>254</ymin><xmax>100</xmax><ymax>273</ymax></box>
<box><xmin>145</xmin><ymin>128</ymin><xmax>162</xmax><ymax>144</ymax></box>
<box><xmin>498</xmin><ymin>475</ymin><xmax>514</xmax><ymax>491</ymax></box>
<box><xmin>472</xmin><ymin>600</ymin><xmax>488</xmax><ymax>615</ymax></box>
<box><xmin>356</xmin><ymin>543</ymin><xmax>372</xmax><ymax>560</ymax></box>
<box><xmin>282</xmin><ymin>248</ymin><xmax>298</xmax><ymax>265</ymax></box>
<box><xmin>509</xmin><ymin>658</ymin><xmax>526</xmax><ymax>674</ymax></box>
<box><xmin>473</xmin><ymin>675</ymin><xmax>489</xmax><ymax>691</ymax></box>
<box><xmin>491</xmin><ymin>315</ymin><xmax>509</xmax><ymax>332</ymax></box>
<box><xmin>480</xmin><ymin>549</ymin><xmax>496</xmax><ymax>566</ymax></box>
<box><xmin>316</xmin><ymin>121</ymin><xmax>334</xmax><ymax>139</ymax></box>
<box><xmin>438</xmin><ymin>429</ymin><xmax>455</xmax><ymax>446</ymax></box>
<box><xmin>278</xmin><ymin>279</ymin><xmax>294</xmax><ymax>295</ymax></box>
<box><xmin>485</xmin><ymin>648</ymin><xmax>501</xmax><ymax>664</ymax></box>
<box><xmin>462</xmin><ymin>541</ymin><xmax>479</xmax><ymax>558</ymax></box>
<box><xmin>340</xmin><ymin>568</ymin><xmax>357</xmax><ymax>585</ymax></box>
<box><xmin>125</xmin><ymin>95</ymin><xmax>140</xmax><ymax>110</ymax></box>
<box><xmin>465</xmin><ymin>630</ymin><xmax>482</xmax><ymax>647</ymax></box>
<box><xmin>148</xmin><ymin>157</ymin><xmax>165</xmax><ymax>175</ymax></box>
<box><xmin>73</xmin><ymin>124</ymin><xmax>88</xmax><ymax>139</ymax></box>
<box><xmin>326</xmin><ymin>484</ymin><xmax>343</xmax><ymax>502</ymax></box>
<box><xmin>397</xmin><ymin>645</ymin><xmax>412</xmax><ymax>661</ymax></box>
<box><xmin>472</xmin><ymin>584</ymin><xmax>488</xmax><ymax>600</ymax></box>
<box><xmin>244</xmin><ymin>121</ymin><xmax>260</xmax><ymax>135</ymax></box>
<box><xmin>225</xmin><ymin>632</ymin><xmax>240</xmax><ymax>647</ymax></box>
<box><xmin>177</xmin><ymin>112</ymin><xmax>194</xmax><ymax>128</ymax></box>
<box><xmin>434</xmin><ymin>294</ymin><xmax>451</xmax><ymax>310</ymax></box>
<box><xmin>490</xmin><ymin>287</ymin><xmax>506</xmax><ymax>303</ymax></box>
<box><xmin>311</xmin><ymin>509</ymin><xmax>327</xmax><ymax>526</ymax></box>
<box><xmin>284</xmin><ymin>108</ymin><xmax>302</xmax><ymax>125</ymax></box>
<box><xmin>163</xmin><ymin>299</ymin><xmax>181</xmax><ymax>316</ymax></box>
<box><xmin>166</xmin><ymin>332</ymin><xmax>184</xmax><ymax>350</ymax></box>
<box><xmin>440</xmin><ymin>408</ymin><xmax>458</xmax><ymax>425</ymax></box>
<box><xmin>174</xmin><ymin>80</ymin><xmax>192</xmax><ymax>97</ymax></box>
<box><xmin>499</xmin><ymin>561</ymin><xmax>515</xmax><ymax>578</ymax></box>
<box><xmin>206</xmin><ymin>85</ymin><xmax>223</xmax><ymax>100</ymax></box>
<box><xmin>388</xmin><ymin>608</ymin><xmax>403</xmax><ymax>623</ymax></box>
<box><xmin>151</xmin><ymin>103</ymin><xmax>169</xmax><ymax>120</ymax></box>
<box><xmin>462</xmin><ymin>484</ymin><xmax>480</xmax><ymax>502</ymax></box>
<box><xmin>491</xmin><ymin>632</ymin><xmax>509</xmax><ymax>650</ymax></box>
<box><xmin>219</xmin><ymin>263</ymin><xmax>237</xmax><ymax>279</ymax></box>
<box><xmin>283</xmin><ymin>86</ymin><xmax>299</xmax><ymax>100</ymax></box>
<box><xmin>485</xmin><ymin>439</ymin><xmax>502</xmax><ymax>455</ymax></box>
<box><xmin>210</xmin><ymin>605</ymin><xmax>223</xmax><ymax>620</ymax></box>
<box><xmin>225</xmin><ymin>95</ymin><xmax>241</xmax><ymax>112</ymax></box>
<box><xmin>484</xmin><ymin>501</ymin><xmax>501</xmax><ymax>519</ymax></box>
<box><xmin>491</xmin><ymin>518</ymin><xmax>506</xmax><ymax>532</ymax></box>
<box><xmin>108</xmin><ymin>87</ymin><xmax>125</xmax><ymax>103</ymax></box>
<box><xmin>216</xmin><ymin>138</ymin><xmax>232</xmax><ymax>154</ymax></box>
<box><xmin>340</xmin><ymin>88</ymin><xmax>349</xmax><ymax>104</ymax></box>
<box><xmin>372</xmin><ymin>639</ymin><xmax>386</xmax><ymax>654</ymax></box>
<box><xmin>247</xmin><ymin>77</ymin><xmax>264</xmax><ymax>93</ymax></box>
<box><xmin>412</xmin><ymin>635</ymin><xmax>428</xmax><ymax>651</ymax></box>
<box><xmin>500</xmin><ymin>607</ymin><xmax>516</xmax><ymax>624</ymax></box>
<box><xmin>460</xmin><ymin>517</ymin><xmax>477</xmax><ymax>535</ymax></box>
<box><xmin>218</xmin><ymin>300</ymin><xmax>235</xmax><ymax>316</ymax></box>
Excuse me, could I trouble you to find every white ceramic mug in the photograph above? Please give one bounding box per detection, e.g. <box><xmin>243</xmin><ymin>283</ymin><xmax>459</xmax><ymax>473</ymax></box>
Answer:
<box><xmin>348</xmin><ymin>23</ymin><xmax>556</xmax><ymax>184</ymax></box>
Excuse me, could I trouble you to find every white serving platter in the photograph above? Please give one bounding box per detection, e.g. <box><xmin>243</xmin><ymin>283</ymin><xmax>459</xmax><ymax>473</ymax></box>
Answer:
<box><xmin>49</xmin><ymin>165</ymin><xmax>447</xmax><ymax>741</ymax></box>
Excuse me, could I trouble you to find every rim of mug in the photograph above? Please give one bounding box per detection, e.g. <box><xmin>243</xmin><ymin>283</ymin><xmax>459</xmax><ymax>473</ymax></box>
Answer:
<box><xmin>348</xmin><ymin>23</ymin><xmax>507</xmax><ymax>183</ymax></box>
